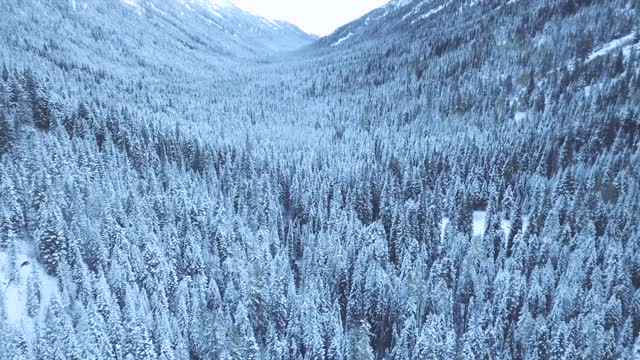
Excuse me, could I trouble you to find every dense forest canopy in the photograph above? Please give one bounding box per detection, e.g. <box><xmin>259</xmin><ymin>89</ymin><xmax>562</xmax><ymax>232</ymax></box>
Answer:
<box><xmin>1</xmin><ymin>0</ymin><xmax>640</xmax><ymax>359</ymax></box>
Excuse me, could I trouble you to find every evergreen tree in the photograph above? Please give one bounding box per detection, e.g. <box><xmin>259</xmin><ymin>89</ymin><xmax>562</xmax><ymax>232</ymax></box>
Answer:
<box><xmin>349</xmin><ymin>321</ymin><xmax>374</xmax><ymax>360</ymax></box>
<box><xmin>0</xmin><ymin>110</ymin><xmax>15</xmax><ymax>158</ymax></box>
<box><xmin>37</xmin><ymin>207</ymin><xmax>66</xmax><ymax>276</ymax></box>
<box><xmin>26</xmin><ymin>268</ymin><xmax>41</xmax><ymax>317</ymax></box>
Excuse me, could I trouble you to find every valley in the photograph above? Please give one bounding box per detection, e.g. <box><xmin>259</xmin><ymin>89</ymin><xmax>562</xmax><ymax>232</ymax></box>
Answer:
<box><xmin>0</xmin><ymin>0</ymin><xmax>639</xmax><ymax>359</ymax></box>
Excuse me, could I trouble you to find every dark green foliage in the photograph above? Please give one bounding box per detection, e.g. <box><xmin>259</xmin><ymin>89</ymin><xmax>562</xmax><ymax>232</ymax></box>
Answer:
<box><xmin>37</xmin><ymin>209</ymin><xmax>66</xmax><ymax>276</ymax></box>
<box><xmin>0</xmin><ymin>111</ymin><xmax>15</xmax><ymax>157</ymax></box>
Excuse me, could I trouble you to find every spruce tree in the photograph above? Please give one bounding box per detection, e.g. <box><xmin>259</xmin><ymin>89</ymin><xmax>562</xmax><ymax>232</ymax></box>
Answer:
<box><xmin>0</xmin><ymin>110</ymin><xmax>15</xmax><ymax>158</ymax></box>
<box><xmin>37</xmin><ymin>207</ymin><xmax>66</xmax><ymax>276</ymax></box>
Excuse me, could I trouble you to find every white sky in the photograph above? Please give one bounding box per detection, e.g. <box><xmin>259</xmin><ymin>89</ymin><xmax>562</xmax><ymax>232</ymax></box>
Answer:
<box><xmin>229</xmin><ymin>0</ymin><xmax>391</xmax><ymax>36</ymax></box>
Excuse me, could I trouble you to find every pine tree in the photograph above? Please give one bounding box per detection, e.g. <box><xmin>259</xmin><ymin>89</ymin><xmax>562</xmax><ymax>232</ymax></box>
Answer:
<box><xmin>7</xmin><ymin>77</ymin><xmax>21</xmax><ymax>110</ymax></box>
<box><xmin>632</xmin><ymin>336</ymin><xmax>640</xmax><ymax>360</ymax></box>
<box><xmin>85</xmin><ymin>303</ymin><xmax>115</xmax><ymax>360</ymax></box>
<box><xmin>507</xmin><ymin>203</ymin><xmax>522</xmax><ymax>257</ymax></box>
<box><xmin>557</xmin><ymin>171</ymin><xmax>575</xmax><ymax>198</ymax></box>
<box><xmin>32</xmin><ymin>85</ymin><xmax>52</xmax><ymax>131</ymax></box>
<box><xmin>232</xmin><ymin>302</ymin><xmax>260</xmax><ymax>360</ymax></box>
<box><xmin>301</xmin><ymin>298</ymin><xmax>324</xmax><ymax>360</ymax></box>
<box><xmin>327</xmin><ymin>311</ymin><xmax>344</xmax><ymax>360</ymax></box>
<box><xmin>0</xmin><ymin>111</ymin><xmax>15</xmax><ymax>158</ymax></box>
<box><xmin>455</xmin><ymin>193</ymin><xmax>473</xmax><ymax>236</ymax></box>
<box><xmin>355</xmin><ymin>181</ymin><xmax>373</xmax><ymax>225</ymax></box>
<box><xmin>576</xmin><ymin>32</ymin><xmax>594</xmax><ymax>60</ymax></box>
<box><xmin>37</xmin><ymin>298</ymin><xmax>78</xmax><ymax>360</ymax></box>
<box><xmin>349</xmin><ymin>321</ymin><xmax>374</xmax><ymax>360</ymax></box>
<box><xmin>1</xmin><ymin>63</ymin><xmax>8</xmax><ymax>82</ymax></box>
<box><xmin>26</xmin><ymin>268</ymin><xmax>41</xmax><ymax>317</ymax></box>
<box><xmin>37</xmin><ymin>207</ymin><xmax>66</xmax><ymax>276</ymax></box>
<box><xmin>178</xmin><ymin>231</ymin><xmax>204</xmax><ymax>276</ymax></box>
<box><xmin>610</xmin><ymin>51</ymin><xmax>625</xmax><ymax>78</ymax></box>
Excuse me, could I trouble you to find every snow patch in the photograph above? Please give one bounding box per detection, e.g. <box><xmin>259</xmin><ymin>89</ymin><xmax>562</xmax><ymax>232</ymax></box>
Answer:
<box><xmin>514</xmin><ymin>111</ymin><xmax>529</xmax><ymax>122</ymax></box>
<box><xmin>411</xmin><ymin>2</ymin><xmax>450</xmax><ymax>23</ymax></box>
<box><xmin>146</xmin><ymin>1</ymin><xmax>169</xmax><ymax>17</ymax></box>
<box><xmin>623</xmin><ymin>42</ymin><xmax>640</xmax><ymax>58</ymax></box>
<box><xmin>439</xmin><ymin>212</ymin><xmax>529</xmax><ymax>240</ymax></box>
<box><xmin>332</xmin><ymin>32</ymin><xmax>354</xmax><ymax>47</ymax></box>
<box><xmin>390</xmin><ymin>0</ymin><xmax>414</xmax><ymax>8</ymax></box>
<box><xmin>260</xmin><ymin>17</ymin><xmax>282</xmax><ymax>30</ymax></box>
<box><xmin>440</xmin><ymin>217</ymin><xmax>450</xmax><ymax>240</ymax></box>
<box><xmin>121</xmin><ymin>0</ymin><xmax>144</xmax><ymax>15</ymax></box>
<box><xmin>402</xmin><ymin>0</ymin><xmax>429</xmax><ymax>21</ymax></box>
<box><xmin>588</xmin><ymin>32</ymin><xmax>637</xmax><ymax>62</ymax></box>
<box><xmin>121</xmin><ymin>0</ymin><xmax>139</xmax><ymax>8</ymax></box>
<box><xmin>500</xmin><ymin>216</ymin><xmax>530</xmax><ymax>239</ymax></box>
<box><xmin>1</xmin><ymin>242</ymin><xmax>58</xmax><ymax>341</ymax></box>
<box><xmin>472</xmin><ymin>211</ymin><xmax>486</xmax><ymax>238</ymax></box>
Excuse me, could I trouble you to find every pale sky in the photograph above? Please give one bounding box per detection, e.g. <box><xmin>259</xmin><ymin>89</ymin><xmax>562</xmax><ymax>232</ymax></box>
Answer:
<box><xmin>229</xmin><ymin>0</ymin><xmax>391</xmax><ymax>36</ymax></box>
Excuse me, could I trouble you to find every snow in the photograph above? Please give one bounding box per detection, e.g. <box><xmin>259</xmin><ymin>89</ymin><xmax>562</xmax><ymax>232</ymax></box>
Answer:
<box><xmin>390</xmin><ymin>0</ymin><xmax>414</xmax><ymax>9</ymax></box>
<box><xmin>419</xmin><ymin>3</ymin><xmax>448</xmax><ymax>19</ymax></box>
<box><xmin>440</xmin><ymin>211</ymin><xmax>529</xmax><ymax>240</ymax></box>
<box><xmin>206</xmin><ymin>0</ymin><xmax>235</xmax><ymax>6</ymax></box>
<box><xmin>147</xmin><ymin>1</ymin><xmax>170</xmax><ymax>17</ymax></box>
<box><xmin>121</xmin><ymin>0</ymin><xmax>143</xmax><ymax>15</ymax></box>
<box><xmin>332</xmin><ymin>32</ymin><xmax>354</xmax><ymax>47</ymax></box>
<box><xmin>201</xmin><ymin>15</ymin><xmax>224</xmax><ymax>29</ymax></box>
<box><xmin>500</xmin><ymin>216</ymin><xmax>530</xmax><ymax>239</ymax></box>
<box><xmin>411</xmin><ymin>2</ymin><xmax>450</xmax><ymax>23</ymax></box>
<box><xmin>121</xmin><ymin>0</ymin><xmax>140</xmax><ymax>8</ymax></box>
<box><xmin>402</xmin><ymin>0</ymin><xmax>429</xmax><ymax>21</ymax></box>
<box><xmin>440</xmin><ymin>217</ymin><xmax>451</xmax><ymax>240</ymax></box>
<box><xmin>587</xmin><ymin>32</ymin><xmax>637</xmax><ymax>62</ymax></box>
<box><xmin>0</xmin><ymin>241</ymin><xmax>58</xmax><ymax>341</ymax></box>
<box><xmin>514</xmin><ymin>111</ymin><xmax>529</xmax><ymax>122</ymax></box>
<box><xmin>471</xmin><ymin>211</ymin><xmax>530</xmax><ymax>238</ymax></box>
<box><xmin>472</xmin><ymin>211</ymin><xmax>486</xmax><ymax>238</ymax></box>
<box><xmin>260</xmin><ymin>17</ymin><xmax>282</xmax><ymax>30</ymax></box>
<box><xmin>623</xmin><ymin>42</ymin><xmax>640</xmax><ymax>58</ymax></box>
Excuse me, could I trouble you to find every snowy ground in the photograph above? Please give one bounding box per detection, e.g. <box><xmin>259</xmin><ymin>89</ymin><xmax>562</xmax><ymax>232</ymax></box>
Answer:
<box><xmin>0</xmin><ymin>241</ymin><xmax>57</xmax><ymax>341</ymax></box>
<box><xmin>440</xmin><ymin>211</ymin><xmax>529</xmax><ymax>240</ymax></box>
<box><xmin>332</xmin><ymin>32</ymin><xmax>354</xmax><ymax>47</ymax></box>
<box><xmin>588</xmin><ymin>32</ymin><xmax>638</xmax><ymax>62</ymax></box>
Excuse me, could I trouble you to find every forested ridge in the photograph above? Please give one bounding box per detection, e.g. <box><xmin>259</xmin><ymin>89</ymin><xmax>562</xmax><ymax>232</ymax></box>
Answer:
<box><xmin>1</xmin><ymin>0</ymin><xmax>640</xmax><ymax>359</ymax></box>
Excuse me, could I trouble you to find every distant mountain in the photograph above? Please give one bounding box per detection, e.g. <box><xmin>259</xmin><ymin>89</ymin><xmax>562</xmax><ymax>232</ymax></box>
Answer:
<box><xmin>319</xmin><ymin>0</ymin><xmax>527</xmax><ymax>49</ymax></box>
<box><xmin>141</xmin><ymin>0</ymin><xmax>317</xmax><ymax>52</ymax></box>
<box><xmin>312</xmin><ymin>0</ymin><xmax>639</xmax><ymax>97</ymax></box>
<box><xmin>317</xmin><ymin>0</ymin><xmax>456</xmax><ymax>48</ymax></box>
<box><xmin>0</xmin><ymin>0</ymin><xmax>315</xmax><ymax>69</ymax></box>
<box><xmin>318</xmin><ymin>0</ymin><xmax>639</xmax><ymax>51</ymax></box>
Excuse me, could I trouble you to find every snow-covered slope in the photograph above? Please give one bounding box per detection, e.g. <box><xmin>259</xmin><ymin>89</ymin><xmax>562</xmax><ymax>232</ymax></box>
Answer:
<box><xmin>167</xmin><ymin>0</ymin><xmax>318</xmax><ymax>52</ymax></box>
<box><xmin>317</xmin><ymin>0</ymin><xmax>526</xmax><ymax>49</ymax></box>
<box><xmin>588</xmin><ymin>32</ymin><xmax>639</xmax><ymax>62</ymax></box>
<box><xmin>1</xmin><ymin>0</ymin><xmax>315</xmax><ymax>61</ymax></box>
<box><xmin>318</xmin><ymin>0</ymin><xmax>452</xmax><ymax>48</ymax></box>
<box><xmin>1</xmin><ymin>241</ymin><xmax>58</xmax><ymax>344</ymax></box>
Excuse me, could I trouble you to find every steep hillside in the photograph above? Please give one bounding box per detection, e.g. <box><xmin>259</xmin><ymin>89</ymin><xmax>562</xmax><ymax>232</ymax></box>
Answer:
<box><xmin>0</xmin><ymin>0</ymin><xmax>315</xmax><ymax>69</ymax></box>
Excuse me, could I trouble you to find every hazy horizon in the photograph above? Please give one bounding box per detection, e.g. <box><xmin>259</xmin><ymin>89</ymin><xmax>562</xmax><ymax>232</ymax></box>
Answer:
<box><xmin>224</xmin><ymin>0</ymin><xmax>391</xmax><ymax>36</ymax></box>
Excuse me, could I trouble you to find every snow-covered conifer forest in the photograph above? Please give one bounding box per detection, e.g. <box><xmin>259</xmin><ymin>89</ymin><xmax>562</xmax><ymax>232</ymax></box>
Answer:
<box><xmin>1</xmin><ymin>0</ymin><xmax>640</xmax><ymax>358</ymax></box>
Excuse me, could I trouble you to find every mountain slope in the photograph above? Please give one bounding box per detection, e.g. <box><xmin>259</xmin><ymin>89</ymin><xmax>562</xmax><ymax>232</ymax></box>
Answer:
<box><xmin>319</xmin><ymin>0</ymin><xmax>639</xmax><ymax>53</ymax></box>
<box><xmin>0</xmin><ymin>0</ymin><xmax>640</xmax><ymax>359</ymax></box>
<box><xmin>0</xmin><ymin>0</ymin><xmax>315</xmax><ymax>71</ymax></box>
